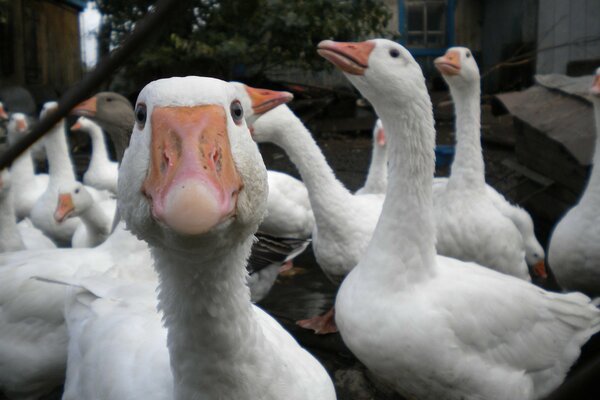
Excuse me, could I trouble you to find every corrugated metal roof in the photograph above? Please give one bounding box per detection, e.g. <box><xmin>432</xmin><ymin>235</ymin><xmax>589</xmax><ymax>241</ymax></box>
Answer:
<box><xmin>496</xmin><ymin>74</ymin><xmax>595</xmax><ymax>166</ymax></box>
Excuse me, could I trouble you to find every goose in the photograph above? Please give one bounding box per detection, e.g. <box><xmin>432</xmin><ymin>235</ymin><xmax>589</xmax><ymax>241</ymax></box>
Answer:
<box><xmin>60</xmin><ymin>76</ymin><xmax>336</xmax><ymax>400</ymax></box>
<box><xmin>71</xmin><ymin>116</ymin><xmax>118</xmax><ymax>193</ymax></box>
<box><xmin>251</xmin><ymin>103</ymin><xmax>385</xmax><ymax>333</ymax></box>
<box><xmin>548</xmin><ymin>68</ymin><xmax>600</xmax><ymax>296</ymax></box>
<box><xmin>0</xmin><ymin>102</ymin><xmax>8</xmax><ymax>120</ymax></box>
<box><xmin>0</xmin><ymin>169</ymin><xmax>26</xmax><ymax>252</ymax></box>
<box><xmin>29</xmin><ymin>102</ymin><xmax>82</xmax><ymax>246</ymax></box>
<box><xmin>54</xmin><ymin>181</ymin><xmax>115</xmax><ymax>248</ymax></box>
<box><xmin>430</xmin><ymin>47</ymin><xmax>541</xmax><ymax>280</ymax></box>
<box><xmin>356</xmin><ymin>118</ymin><xmax>387</xmax><ymax>195</ymax></box>
<box><xmin>320</xmin><ymin>38</ymin><xmax>600</xmax><ymax>400</ymax></box>
<box><xmin>6</xmin><ymin>113</ymin><xmax>49</xmax><ymax>220</ymax></box>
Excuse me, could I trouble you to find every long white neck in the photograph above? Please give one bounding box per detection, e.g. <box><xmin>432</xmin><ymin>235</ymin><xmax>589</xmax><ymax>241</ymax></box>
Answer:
<box><xmin>447</xmin><ymin>81</ymin><xmax>485</xmax><ymax>191</ymax></box>
<box><xmin>79</xmin><ymin>203</ymin><xmax>111</xmax><ymax>241</ymax></box>
<box><xmin>579</xmin><ymin>98</ymin><xmax>600</xmax><ymax>206</ymax></box>
<box><xmin>259</xmin><ymin>106</ymin><xmax>356</xmax><ymax>230</ymax></box>
<box><xmin>9</xmin><ymin>148</ymin><xmax>36</xmax><ymax>195</ymax></box>
<box><xmin>152</xmin><ymin>235</ymin><xmax>262</xmax><ymax>399</ymax></box>
<box><xmin>44</xmin><ymin>122</ymin><xmax>76</xmax><ymax>183</ymax></box>
<box><xmin>360</xmin><ymin>140</ymin><xmax>387</xmax><ymax>194</ymax></box>
<box><xmin>0</xmin><ymin>189</ymin><xmax>25</xmax><ymax>252</ymax></box>
<box><xmin>85</xmin><ymin>123</ymin><xmax>112</xmax><ymax>171</ymax></box>
<box><xmin>361</xmin><ymin>83</ymin><xmax>437</xmax><ymax>283</ymax></box>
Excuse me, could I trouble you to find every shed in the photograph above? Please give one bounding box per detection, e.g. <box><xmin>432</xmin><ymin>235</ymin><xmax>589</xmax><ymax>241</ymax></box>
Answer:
<box><xmin>496</xmin><ymin>73</ymin><xmax>595</xmax><ymax>230</ymax></box>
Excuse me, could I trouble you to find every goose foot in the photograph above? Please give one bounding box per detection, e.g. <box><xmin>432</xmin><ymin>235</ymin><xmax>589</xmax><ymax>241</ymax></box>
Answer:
<box><xmin>296</xmin><ymin>307</ymin><xmax>337</xmax><ymax>334</ymax></box>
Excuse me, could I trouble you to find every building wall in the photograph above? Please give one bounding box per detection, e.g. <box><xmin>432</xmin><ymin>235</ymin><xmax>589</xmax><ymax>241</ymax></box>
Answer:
<box><xmin>536</xmin><ymin>0</ymin><xmax>600</xmax><ymax>74</ymax></box>
<box><xmin>0</xmin><ymin>0</ymin><xmax>83</xmax><ymax>95</ymax></box>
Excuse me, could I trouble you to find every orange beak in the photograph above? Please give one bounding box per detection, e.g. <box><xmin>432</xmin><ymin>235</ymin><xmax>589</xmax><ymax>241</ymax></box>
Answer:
<box><xmin>244</xmin><ymin>85</ymin><xmax>293</xmax><ymax>115</ymax></box>
<box><xmin>54</xmin><ymin>193</ymin><xmax>75</xmax><ymax>223</ymax></box>
<box><xmin>591</xmin><ymin>75</ymin><xmax>600</xmax><ymax>95</ymax></box>
<box><xmin>317</xmin><ymin>40</ymin><xmax>375</xmax><ymax>76</ymax></box>
<box><xmin>0</xmin><ymin>105</ymin><xmax>7</xmax><ymax>121</ymax></box>
<box><xmin>376</xmin><ymin>127</ymin><xmax>386</xmax><ymax>146</ymax></box>
<box><xmin>434</xmin><ymin>50</ymin><xmax>461</xmax><ymax>76</ymax></box>
<box><xmin>533</xmin><ymin>260</ymin><xmax>548</xmax><ymax>279</ymax></box>
<box><xmin>141</xmin><ymin>105</ymin><xmax>243</xmax><ymax>235</ymax></box>
<box><xmin>71</xmin><ymin>119</ymin><xmax>83</xmax><ymax>131</ymax></box>
<box><xmin>71</xmin><ymin>96</ymin><xmax>97</xmax><ymax>117</ymax></box>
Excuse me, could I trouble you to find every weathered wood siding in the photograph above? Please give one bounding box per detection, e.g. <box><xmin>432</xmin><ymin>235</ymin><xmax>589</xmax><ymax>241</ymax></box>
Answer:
<box><xmin>537</xmin><ymin>0</ymin><xmax>600</xmax><ymax>74</ymax></box>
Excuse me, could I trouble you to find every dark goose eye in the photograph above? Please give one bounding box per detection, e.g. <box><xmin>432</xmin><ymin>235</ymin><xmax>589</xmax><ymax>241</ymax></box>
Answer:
<box><xmin>389</xmin><ymin>48</ymin><xmax>400</xmax><ymax>58</ymax></box>
<box><xmin>230</xmin><ymin>100</ymin><xmax>243</xmax><ymax>125</ymax></box>
<box><xmin>135</xmin><ymin>103</ymin><xmax>147</xmax><ymax>128</ymax></box>
<box><xmin>466</xmin><ymin>51</ymin><xmax>472</xmax><ymax>58</ymax></box>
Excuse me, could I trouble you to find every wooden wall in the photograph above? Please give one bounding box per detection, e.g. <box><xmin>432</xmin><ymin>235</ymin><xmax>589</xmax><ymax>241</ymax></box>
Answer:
<box><xmin>537</xmin><ymin>0</ymin><xmax>600</xmax><ymax>74</ymax></box>
<box><xmin>0</xmin><ymin>0</ymin><xmax>83</xmax><ymax>95</ymax></box>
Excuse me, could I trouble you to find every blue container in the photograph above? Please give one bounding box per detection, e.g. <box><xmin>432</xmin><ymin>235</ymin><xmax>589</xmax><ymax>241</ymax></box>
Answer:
<box><xmin>434</xmin><ymin>145</ymin><xmax>455</xmax><ymax>167</ymax></box>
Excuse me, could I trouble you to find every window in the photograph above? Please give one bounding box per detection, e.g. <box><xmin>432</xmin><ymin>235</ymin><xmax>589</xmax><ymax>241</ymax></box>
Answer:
<box><xmin>399</xmin><ymin>0</ymin><xmax>455</xmax><ymax>56</ymax></box>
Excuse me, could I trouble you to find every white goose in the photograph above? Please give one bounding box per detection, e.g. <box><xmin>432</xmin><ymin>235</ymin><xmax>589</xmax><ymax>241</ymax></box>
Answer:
<box><xmin>548</xmin><ymin>68</ymin><xmax>600</xmax><ymax>295</ymax></box>
<box><xmin>61</xmin><ymin>76</ymin><xmax>336</xmax><ymax>399</ymax></box>
<box><xmin>252</xmin><ymin>103</ymin><xmax>384</xmax><ymax>333</ymax></box>
<box><xmin>320</xmin><ymin>38</ymin><xmax>600</xmax><ymax>400</ymax></box>
<box><xmin>71</xmin><ymin>116</ymin><xmax>119</xmax><ymax>193</ymax></box>
<box><xmin>430</xmin><ymin>47</ymin><xmax>542</xmax><ymax>281</ymax></box>
<box><xmin>54</xmin><ymin>181</ymin><xmax>115</xmax><ymax>248</ymax></box>
<box><xmin>6</xmin><ymin>113</ymin><xmax>49</xmax><ymax>220</ymax></box>
<box><xmin>356</xmin><ymin>118</ymin><xmax>387</xmax><ymax>195</ymax></box>
<box><xmin>0</xmin><ymin>169</ymin><xmax>26</xmax><ymax>252</ymax></box>
<box><xmin>29</xmin><ymin>102</ymin><xmax>82</xmax><ymax>246</ymax></box>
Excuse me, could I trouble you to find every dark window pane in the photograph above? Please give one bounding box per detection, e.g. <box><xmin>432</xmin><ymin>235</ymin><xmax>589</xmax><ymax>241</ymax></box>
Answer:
<box><xmin>427</xmin><ymin>3</ymin><xmax>445</xmax><ymax>31</ymax></box>
<box><xmin>407</xmin><ymin>5</ymin><xmax>424</xmax><ymax>31</ymax></box>
<box><xmin>408</xmin><ymin>33</ymin><xmax>425</xmax><ymax>47</ymax></box>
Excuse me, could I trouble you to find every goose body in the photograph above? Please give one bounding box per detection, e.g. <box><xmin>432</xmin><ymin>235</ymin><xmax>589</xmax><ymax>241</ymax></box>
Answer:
<box><xmin>71</xmin><ymin>116</ymin><xmax>118</xmax><ymax>193</ymax></box>
<box><xmin>321</xmin><ymin>38</ymin><xmax>600</xmax><ymax>400</ymax></box>
<box><xmin>548</xmin><ymin>69</ymin><xmax>600</xmax><ymax>295</ymax></box>
<box><xmin>62</xmin><ymin>77</ymin><xmax>335</xmax><ymax>400</ymax></box>
<box><xmin>6</xmin><ymin>113</ymin><xmax>49</xmax><ymax>220</ymax></box>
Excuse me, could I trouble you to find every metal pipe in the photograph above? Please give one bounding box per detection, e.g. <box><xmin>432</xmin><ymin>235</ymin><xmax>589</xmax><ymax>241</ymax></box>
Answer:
<box><xmin>0</xmin><ymin>0</ymin><xmax>183</xmax><ymax>170</ymax></box>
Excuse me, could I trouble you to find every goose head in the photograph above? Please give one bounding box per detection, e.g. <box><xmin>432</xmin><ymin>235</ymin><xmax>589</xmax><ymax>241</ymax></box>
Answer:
<box><xmin>434</xmin><ymin>47</ymin><xmax>479</xmax><ymax>90</ymax></box>
<box><xmin>54</xmin><ymin>182</ymin><xmax>94</xmax><ymax>223</ymax></box>
<box><xmin>7</xmin><ymin>113</ymin><xmax>28</xmax><ymax>144</ymax></box>
<box><xmin>118</xmin><ymin>77</ymin><xmax>268</xmax><ymax>252</ymax></box>
<box><xmin>71</xmin><ymin>92</ymin><xmax>135</xmax><ymax>162</ymax></box>
<box><xmin>0</xmin><ymin>102</ymin><xmax>8</xmax><ymax>121</ymax></box>
<box><xmin>230</xmin><ymin>82</ymin><xmax>293</xmax><ymax>129</ymax></box>
<box><xmin>318</xmin><ymin>39</ymin><xmax>428</xmax><ymax>115</ymax></box>
<box><xmin>70</xmin><ymin>116</ymin><xmax>94</xmax><ymax>132</ymax></box>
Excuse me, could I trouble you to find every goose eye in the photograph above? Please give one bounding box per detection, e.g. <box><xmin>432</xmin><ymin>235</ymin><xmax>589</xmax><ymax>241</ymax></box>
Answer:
<box><xmin>135</xmin><ymin>104</ymin><xmax>147</xmax><ymax>127</ymax></box>
<box><xmin>466</xmin><ymin>51</ymin><xmax>471</xmax><ymax>58</ymax></box>
<box><xmin>230</xmin><ymin>100</ymin><xmax>243</xmax><ymax>125</ymax></box>
<box><xmin>389</xmin><ymin>48</ymin><xmax>400</xmax><ymax>58</ymax></box>
<box><xmin>75</xmin><ymin>188</ymin><xmax>80</xmax><ymax>194</ymax></box>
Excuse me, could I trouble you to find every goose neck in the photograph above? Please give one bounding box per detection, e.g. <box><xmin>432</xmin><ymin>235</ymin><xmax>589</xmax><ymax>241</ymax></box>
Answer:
<box><xmin>361</xmin><ymin>140</ymin><xmax>387</xmax><ymax>193</ymax></box>
<box><xmin>579</xmin><ymin>98</ymin><xmax>600</xmax><ymax>206</ymax></box>
<box><xmin>151</xmin><ymin>237</ymin><xmax>261</xmax><ymax>399</ymax></box>
<box><xmin>363</xmin><ymin>89</ymin><xmax>437</xmax><ymax>282</ymax></box>
<box><xmin>263</xmin><ymin>107</ymin><xmax>354</xmax><ymax>222</ymax></box>
<box><xmin>0</xmin><ymin>190</ymin><xmax>25</xmax><ymax>251</ymax></box>
<box><xmin>44</xmin><ymin>124</ymin><xmax>75</xmax><ymax>182</ymax></box>
<box><xmin>80</xmin><ymin>204</ymin><xmax>111</xmax><ymax>237</ymax></box>
<box><xmin>9</xmin><ymin>149</ymin><xmax>35</xmax><ymax>185</ymax></box>
<box><xmin>86</xmin><ymin>124</ymin><xmax>111</xmax><ymax>170</ymax></box>
<box><xmin>447</xmin><ymin>83</ymin><xmax>485</xmax><ymax>191</ymax></box>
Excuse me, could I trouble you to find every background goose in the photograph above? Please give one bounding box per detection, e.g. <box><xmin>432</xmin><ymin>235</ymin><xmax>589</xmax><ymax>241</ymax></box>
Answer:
<box><xmin>0</xmin><ymin>169</ymin><xmax>26</xmax><ymax>252</ymax></box>
<box><xmin>355</xmin><ymin>118</ymin><xmax>387</xmax><ymax>195</ymax></box>
<box><xmin>54</xmin><ymin>181</ymin><xmax>115</xmax><ymax>248</ymax></box>
<box><xmin>252</xmin><ymin>103</ymin><xmax>384</xmax><ymax>333</ymax></box>
<box><xmin>321</xmin><ymin>38</ymin><xmax>600</xmax><ymax>400</ymax></box>
<box><xmin>548</xmin><ymin>67</ymin><xmax>600</xmax><ymax>296</ymax></box>
<box><xmin>61</xmin><ymin>76</ymin><xmax>336</xmax><ymax>400</ymax></box>
<box><xmin>71</xmin><ymin>116</ymin><xmax>118</xmax><ymax>193</ymax></box>
<box><xmin>6</xmin><ymin>113</ymin><xmax>49</xmax><ymax>220</ymax></box>
<box><xmin>431</xmin><ymin>47</ymin><xmax>537</xmax><ymax>280</ymax></box>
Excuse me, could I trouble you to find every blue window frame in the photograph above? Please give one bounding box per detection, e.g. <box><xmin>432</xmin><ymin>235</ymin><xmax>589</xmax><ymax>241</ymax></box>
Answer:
<box><xmin>397</xmin><ymin>0</ymin><xmax>456</xmax><ymax>57</ymax></box>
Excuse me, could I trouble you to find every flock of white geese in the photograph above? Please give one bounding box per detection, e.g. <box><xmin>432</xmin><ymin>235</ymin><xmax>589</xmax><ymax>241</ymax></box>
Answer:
<box><xmin>0</xmin><ymin>39</ymin><xmax>599</xmax><ymax>400</ymax></box>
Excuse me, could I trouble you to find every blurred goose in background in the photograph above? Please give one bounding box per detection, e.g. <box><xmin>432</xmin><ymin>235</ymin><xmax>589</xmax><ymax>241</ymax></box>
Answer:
<box><xmin>321</xmin><ymin>37</ymin><xmax>600</xmax><ymax>400</ymax></box>
<box><xmin>0</xmin><ymin>102</ymin><xmax>8</xmax><ymax>120</ymax></box>
<box><xmin>70</xmin><ymin>116</ymin><xmax>118</xmax><ymax>193</ymax></box>
<box><xmin>0</xmin><ymin>169</ymin><xmax>26</xmax><ymax>252</ymax></box>
<box><xmin>431</xmin><ymin>47</ymin><xmax>544</xmax><ymax>280</ymax></box>
<box><xmin>6</xmin><ymin>113</ymin><xmax>49</xmax><ymax>220</ymax></box>
<box><xmin>54</xmin><ymin>181</ymin><xmax>115</xmax><ymax>248</ymax></box>
<box><xmin>356</xmin><ymin>118</ymin><xmax>387</xmax><ymax>195</ymax></box>
<box><xmin>60</xmin><ymin>77</ymin><xmax>336</xmax><ymax>400</ymax></box>
<box><xmin>251</xmin><ymin>102</ymin><xmax>384</xmax><ymax>333</ymax></box>
<box><xmin>548</xmin><ymin>67</ymin><xmax>600</xmax><ymax>296</ymax></box>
